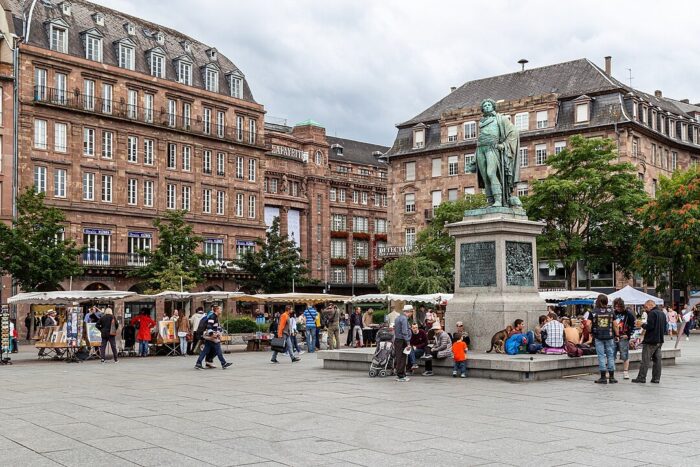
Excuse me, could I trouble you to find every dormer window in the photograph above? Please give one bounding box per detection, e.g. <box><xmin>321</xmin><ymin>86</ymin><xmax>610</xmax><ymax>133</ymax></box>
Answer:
<box><xmin>574</xmin><ymin>95</ymin><xmax>592</xmax><ymax>124</ymax></box>
<box><xmin>93</xmin><ymin>13</ymin><xmax>104</xmax><ymax>26</ymax></box>
<box><xmin>204</xmin><ymin>66</ymin><xmax>219</xmax><ymax>92</ymax></box>
<box><xmin>331</xmin><ymin>144</ymin><xmax>343</xmax><ymax>157</ymax></box>
<box><xmin>149</xmin><ymin>48</ymin><xmax>165</xmax><ymax>78</ymax></box>
<box><xmin>228</xmin><ymin>72</ymin><xmax>243</xmax><ymax>98</ymax></box>
<box><xmin>156</xmin><ymin>32</ymin><xmax>165</xmax><ymax>45</ymax></box>
<box><xmin>182</xmin><ymin>40</ymin><xmax>191</xmax><ymax>53</ymax></box>
<box><xmin>207</xmin><ymin>48</ymin><xmax>217</xmax><ymax>60</ymax></box>
<box><xmin>61</xmin><ymin>2</ymin><xmax>71</xmax><ymax>16</ymax></box>
<box><xmin>118</xmin><ymin>42</ymin><xmax>135</xmax><ymax>70</ymax></box>
<box><xmin>177</xmin><ymin>58</ymin><xmax>192</xmax><ymax>85</ymax></box>
<box><xmin>84</xmin><ymin>32</ymin><xmax>103</xmax><ymax>62</ymax></box>
<box><xmin>413</xmin><ymin>128</ymin><xmax>425</xmax><ymax>149</ymax></box>
<box><xmin>50</xmin><ymin>24</ymin><xmax>68</xmax><ymax>53</ymax></box>
<box><xmin>125</xmin><ymin>22</ymin><xmax>135</xmax><ymax>35</ymax></box>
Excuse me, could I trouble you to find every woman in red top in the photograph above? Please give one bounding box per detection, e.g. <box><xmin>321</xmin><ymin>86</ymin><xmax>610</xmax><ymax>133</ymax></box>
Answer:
<box><xmin>131</xmin><ymin>309</ymin><xmax>156</xmax><ymax>357</ymax></box>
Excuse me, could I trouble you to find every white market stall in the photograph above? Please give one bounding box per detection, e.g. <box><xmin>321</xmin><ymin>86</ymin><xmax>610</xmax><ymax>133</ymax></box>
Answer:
<box><xmin>607</xmin><ymin>285</ymin><xmax>664</xmax><ymax>306</ymax></box>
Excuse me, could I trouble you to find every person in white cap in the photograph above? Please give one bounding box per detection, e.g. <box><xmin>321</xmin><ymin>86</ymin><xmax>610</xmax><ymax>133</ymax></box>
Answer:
<box><xmin>422</xmin><ymin>323</ymin><xmax>453</xmax><ymax>376</ymax></box>
<box><xmin>394</xmin><ymin>305</ymin><xmax>413</xmax><ymax>382</ymax></box>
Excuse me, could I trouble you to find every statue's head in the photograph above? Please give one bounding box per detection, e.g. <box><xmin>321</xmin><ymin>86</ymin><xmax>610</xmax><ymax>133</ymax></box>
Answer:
<box><xmin>480</xmin><ymin>98</ymin><xmax>496</xmax><ymax>114</ymax></box>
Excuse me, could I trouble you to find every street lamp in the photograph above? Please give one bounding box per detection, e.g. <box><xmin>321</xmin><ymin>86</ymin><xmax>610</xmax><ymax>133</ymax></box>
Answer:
<box><xmin>351</xmin><ymin>258</ymin><xmax>356</xmax><ymax>297</ymax></box>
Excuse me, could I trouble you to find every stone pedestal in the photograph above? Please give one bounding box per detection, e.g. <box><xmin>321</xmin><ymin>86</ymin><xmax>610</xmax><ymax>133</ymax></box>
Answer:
<box><xmin>445</xmin><ymin>207</ymin><xmax>547</xmax><ymax>352</ymax></box>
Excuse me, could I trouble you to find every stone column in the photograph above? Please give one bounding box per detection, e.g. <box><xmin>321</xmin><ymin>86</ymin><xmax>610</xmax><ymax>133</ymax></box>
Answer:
<box><xmin>445</xmin><ymin>208</ymin><xmax>546</xmax><ymax>351</ymax></box>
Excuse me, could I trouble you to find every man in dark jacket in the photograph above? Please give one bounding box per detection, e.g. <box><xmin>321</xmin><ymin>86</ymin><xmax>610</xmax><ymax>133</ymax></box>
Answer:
<box><xmin>613</xmin><ymin>298</ymin><xmax>637</xmax><ymax>380</ymax></box>
<box><xmin>194</xmin><ymin>306</ymin><xmax>232</xmax><ymax>370</ymax></box>
<box><xmin>408</xmin><ymin>323</ymin><xmax>428</xmax><ymax>372</ymax></box>
<box><xmin>633</xmin><ymin>300</ymin><xmax>667</xmax><ymax>384</ymax></box>
<box><xmin>96</xmin><ymin>309</ymin><xmax>119</xmax><ymax>363</ymax></box>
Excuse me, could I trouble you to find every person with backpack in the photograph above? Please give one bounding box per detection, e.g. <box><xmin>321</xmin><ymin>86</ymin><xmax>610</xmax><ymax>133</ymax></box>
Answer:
<box><xmin>324</xmin><ymin>305</ymin><xmax>340</xmax><ymax>350</ymax></box>
<box><xmin>131</xmin><ymin>309</ymin><xmax>155</xmax><ymax>357</ymax></box>
<box><xmin>96</xmin><ymin>308</ymin><xmax>119</xmax><ymax>363</ymax></box>
<box><xmin>613</xmin><ymin>298</ymin><xmax>636</xmax><ymax>380</ymax></box>
<box><xmin>194</xmin><ymin>305</ymin><xmax>232</xmax><ymax>370</ymax></box>
<box><xmin>302</xmin><ymin>303</ymin><xmax>318</xmax><ymax>353</ymax></box>
<box><xmin>589</xmin><ymin>294</ymin><xmax>619</xmax><ymax>384</ymax></box>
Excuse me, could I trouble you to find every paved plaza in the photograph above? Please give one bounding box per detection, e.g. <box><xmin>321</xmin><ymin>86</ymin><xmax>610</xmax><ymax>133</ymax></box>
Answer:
<box><xmin>1</xmin><ymin>337</ymin><xmax>699</xmax><ymax>467</ymax></box>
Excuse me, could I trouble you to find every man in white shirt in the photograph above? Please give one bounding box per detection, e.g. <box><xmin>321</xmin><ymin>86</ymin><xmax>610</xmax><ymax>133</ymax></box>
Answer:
<box><xmin>189</xmin><ymin>307</ymin><xmax>205</xmax><ymax>354</ymax></box>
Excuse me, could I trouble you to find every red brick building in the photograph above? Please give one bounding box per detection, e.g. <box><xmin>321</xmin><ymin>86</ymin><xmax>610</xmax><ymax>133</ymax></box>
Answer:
<box><xmin>385</xmin><ymin>57</ymin><xmax>700</xmax><ymax>292</ymax></box>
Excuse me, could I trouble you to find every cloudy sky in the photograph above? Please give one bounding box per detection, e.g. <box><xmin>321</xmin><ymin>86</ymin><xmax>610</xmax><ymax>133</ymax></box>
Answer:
<box><xmin>99</xmin><ymin>0</ymin><xmax>700</xmax><ymax>146</ymax></box>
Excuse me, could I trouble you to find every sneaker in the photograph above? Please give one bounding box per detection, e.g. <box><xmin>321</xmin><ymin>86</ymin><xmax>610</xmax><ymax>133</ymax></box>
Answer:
<box><xmin>396</xmin><ymin>377</ymin><xmax>410</xmax><ymax>382</ymax></box>
<box><xmin>114</xmin><ymin>360</ymin><xmax>118</xmax><ymax>363</ymax></box>
<box><xmin>101</xmin><ymin>359</ymin><xmax>105</xmax><ymax>364</ymax></box>
<box><xmin>205</xmin><ymin>363</ymin><xmax>215</xmax><ymax>369</ymax></box>
<box><xmin>422</xmin><ymin>354</ymin><xmax>433</xmax><ymax>360</ymax></box>
<box><xmin>298</xmin><ymin>350</ymin><xmax>305</xmax><ymax>355</ymax></box>
<box><xmin>623</xmin><ymin>371</ymin><xmax>630</xmax><ymax>380</ymax></box>
<box><xmin>292</xmin><ymin>358</ymin><xmax>301</xmax><ymax>362</ymax></box>
<box><xmin>222</xmin><ymin>362</ymin><xmax>233</xmax><ymax>370</ymax></box>
<box><xmin>460</xmin><ymin>374</ymin><xmax>466</xmax><ymax>378</ymax></box>
<box><xmin>270</xmin><ymin>359</ymin><xmax>279</xmax><ymax>364</ymax></box>
<box><xmin>686</xmin><ymin>337</ymin><xmax>690</xmax><ymax>341</ymax></box>
<box><xmin>651</xmin><ymin>380</ymin><xmax>660</xmax><ymax>384</ymax></box>
<box><xmin>452</xmin><ymin>372</ymin><xmax>457</xmax><ymax>377</ymax></box>
<box><xmin>631</xmin><ymin>378</ymin><xmax>645</xmax><ymax>384</ymax></box>
<box><xmin>194</xmin><ymin>364</ymin><xmax>204</xmax><ymax>370</ymax></box>
<box><xmin>411</xmin><ymin>364</ymin><xmax>419</xmax><ymax>370</ymax></box>
<box><xmin>422</xmin><ymin>371</ymin><xmax>434</xmax><ymax>376</ymax></box>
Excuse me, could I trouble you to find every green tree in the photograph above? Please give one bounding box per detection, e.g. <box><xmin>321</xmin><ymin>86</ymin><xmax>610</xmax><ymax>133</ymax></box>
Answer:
<box><xmin>378</xmin><ymin>255</ymin><xmax>452</xmax><ymax>294</ymax></box>
<box><xmin>633</xmin><ymin>166</ymin><xmax>700</xmax><ymax>298</ymax></box>
<box><xmin>0</xmin><ymin>188</ymin><xmax>83</xmax><ymax>291</ymax></box>
<box><xmin>130</xmin><ymin>210</ymin><xmax>208</xmax><ymax>293</ymax></box>
<box><xmin>416</xmin><ymin>195</ymin><xmax>489</xmax><ymax>271</ymax></box>
<box><xmin>234</xmin><ymin>217</ymin><xmax>310</xmax><ymax>293</ymax></box>
<box><xmin>524</xmin><ymin>136</ymin><xmax>648</xmax><ymax>290</ymax></box>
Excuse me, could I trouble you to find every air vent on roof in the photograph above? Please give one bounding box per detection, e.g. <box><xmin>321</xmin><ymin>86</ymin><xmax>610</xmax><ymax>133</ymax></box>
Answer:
<box><xmin>93</xmin><ymin>12</ymin><xmax>104</xmax><ymax>26</ymax></box>
<box><xmin>182</xmin><ymin>40</ymin><xmax>191</xmax><ymax>53</ymax></box>
<box><xmin>125</xmin><ymin>22</ymin><xmax>135</xmax><ymax>35</ymax></box>
<box><xmin>207</xmin><ymin>48</ymin><xmax>217</xmax><ymax>60</ymax></box>
<box><xmin>60</xmin><ymin>1</ymin><xmax>71</xmax><ymax>16</ymax></box>
<box><xmin>331</xmin><ymin>143</ymin><xmax>343</xmax><ymax>157</ymax></box>
<box><xmin>156</xmin><ymin>32</ymin><xmax>165</xmax><ymax>44</ymax></box>
<box><xmin>372</xmin><ymin>151</ymin><xmax>383</xmax><ymax>158</ymax></box>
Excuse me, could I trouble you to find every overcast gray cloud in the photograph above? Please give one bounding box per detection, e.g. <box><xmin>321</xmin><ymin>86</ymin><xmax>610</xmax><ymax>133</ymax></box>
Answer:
<box><xmin>98</xmin><ymin>0</ymin><xmax>700</xmax><ymax>146</ymax></box>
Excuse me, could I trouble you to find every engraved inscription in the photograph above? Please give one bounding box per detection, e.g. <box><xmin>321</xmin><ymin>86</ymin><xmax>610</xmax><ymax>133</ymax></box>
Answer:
<box><xmin>506</xmin><ymin>241</ymin><xmax>534</xmax><ymax>287</ymax></box>
<box><xmin>460</xmin><ymin>241</ymin><xmax>496</xmax><ymax>287</ymax></box>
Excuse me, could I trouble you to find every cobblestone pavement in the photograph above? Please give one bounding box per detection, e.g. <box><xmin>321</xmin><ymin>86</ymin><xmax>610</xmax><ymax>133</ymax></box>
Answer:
<box><xmin>1</xmin><ymin>336</ymin><xmax>699</xmax><ymax>466</ymax></box>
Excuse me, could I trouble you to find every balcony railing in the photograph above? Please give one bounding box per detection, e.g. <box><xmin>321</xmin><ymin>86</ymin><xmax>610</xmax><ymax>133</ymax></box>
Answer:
<box><xmin>33</xmin><ymin>86</ymin><xmax>266</xmax><ymax>148</ymax></box>
<box><xmin>80</xmin><ymin>251</ymin><xmax>150</xmax><ymax>268</ymax></box>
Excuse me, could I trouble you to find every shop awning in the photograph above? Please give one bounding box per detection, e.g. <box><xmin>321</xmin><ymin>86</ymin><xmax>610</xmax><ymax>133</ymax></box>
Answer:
<box><xmin>8</xmin><ymin>290</ymin><xmax>136</xmax><ymax>305</ymax></box>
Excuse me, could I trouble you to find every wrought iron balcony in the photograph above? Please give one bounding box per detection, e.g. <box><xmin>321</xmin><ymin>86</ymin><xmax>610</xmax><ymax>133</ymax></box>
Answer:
<box><xmin>79</xmin><ymin>251</ymin><xmax>149</xmax><ymax>268</ymax></box>
<box><xmin>33</xmin><ymin>86</ymin><xmax>267</xmax><ymax>148</ymax></box>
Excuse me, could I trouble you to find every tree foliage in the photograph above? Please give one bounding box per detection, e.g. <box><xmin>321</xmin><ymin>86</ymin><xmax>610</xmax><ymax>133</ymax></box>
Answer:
<box><xmin>380</xmin><ymin>195</ymin><xmax>488</xmax><ymax>294</ymax></box>
<box><xmin>379</xmin><ymin>255</ymin><xmax>452</xmax><ymax>294</ymax></box>
<box><xmin>0</xmin><ymin>188</ymin><xmax>83</xmax><ymax>291</ymax></box>
<box><xmin>234</xmin><ymin>217</ymin><xmax>310</xmax><ymax>293</ymax></box>
<box><xmin>129</xmin><ymin>210</ymin><xmax>208</xmax><ymax>293</ymax></box>
<box><xmin>633</xmin><ymin>166</ymin><xmax>700</xmax><ymax>296</ymax></box>
<box><xmin>524</xmin><ymin>136</ymin><xmax>648</xmax><ymax>289</ymax></box>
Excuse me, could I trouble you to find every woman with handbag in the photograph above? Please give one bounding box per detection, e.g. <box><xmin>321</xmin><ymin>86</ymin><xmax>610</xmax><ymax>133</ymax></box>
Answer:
<box><xmin>176</xmin><ymin>313</ymin><xmax>191</xmax><ymax>357</ymax></box>
<box><xmin>96</xmin><ymin>308</ymin><xmax>119</xmax><ymax>363</ymax></box>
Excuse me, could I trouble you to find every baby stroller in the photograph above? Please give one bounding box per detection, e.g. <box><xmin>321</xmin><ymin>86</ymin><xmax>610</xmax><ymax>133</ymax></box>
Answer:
<box><xmin>369</xmin><ymin>327</ymin><xmax>395</xmax><ymax>377</ymax></box>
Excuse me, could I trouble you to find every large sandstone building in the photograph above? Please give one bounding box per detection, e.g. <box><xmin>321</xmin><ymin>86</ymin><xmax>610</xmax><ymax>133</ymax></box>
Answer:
<box><xmin>384</xmin><ymin>57</ymin><xmax>700</xmax><ymax>293</ymax></box>
<box><xmin>0</xmin><ymin>0</ymin><xmax>388</xmax><ymax>299</ymax></box>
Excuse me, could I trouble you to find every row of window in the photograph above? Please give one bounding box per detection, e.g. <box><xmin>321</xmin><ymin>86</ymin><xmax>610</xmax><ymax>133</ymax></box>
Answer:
<box><xmin>47</xmin><ymin>22</ymin><xmax>244</xmax><ymax>98</ymax></box>
<box><xmin>34</xmin><ymin>70</ymin><xmax>257</xmax><ymax>141</ymax></box>
<box><xmin>263</xmin><ymin>178</ymin><xmax>301</xmax><ymax>197</ymax></box>
<box><xmin>33</xmin><ymin>166</ymin><xmax>258</xmax><ymax>217</ymax></box>
<box><xmin>330</xmin><ymin>238</ymin><xmax>388</xmax><ymax>260</ymax></box>
<box><xmin>402</xmin><ymin>141</ymin><xmax>568</xmax><ymax>181</ymax></box>
<box><xmin>329</xmin><ymin>188</ymin><xmax>388</xmax><ymax>207</ymax></box>
<box><xmin>329</xmin><ymin>267</ymin><xmax>383</xmax><ymax>284</ymax></box>
<box><xmin>634</xmin><ymin>102</ymin><xmax>697</xmax><ymax>144</ymax></box>
<box><xmin>330</xmin><ymin>214</ymin><xmax>388</xmax><ymax>233</ymax></box>
<box><xmin>403</xmin><ymin>184</ymin><xmax>530</xmax><ymax>214</ymax></box>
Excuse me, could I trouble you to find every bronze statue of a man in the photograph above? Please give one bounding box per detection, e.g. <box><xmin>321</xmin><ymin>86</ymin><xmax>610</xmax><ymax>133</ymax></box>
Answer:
<box><xmin>470</xmin><ymin>99</ymin><xmax>522</xmax><ymax>208</ymax></box>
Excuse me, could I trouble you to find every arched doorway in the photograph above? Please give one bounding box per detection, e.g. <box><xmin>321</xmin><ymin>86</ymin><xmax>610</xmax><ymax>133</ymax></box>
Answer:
<box><xmin>84</xmin><ymin>282</ymin><xmax>111</xmax><ymax>291</ymax></box>
<box><xmin>128</xmin><ymin>283</ymin><xmax>148</xmax><ymax>294</ymax></box>
<box><xmin>205</xmin><ymin>285</ymin><xmax>223</xmax><ymax>292</ymax></box>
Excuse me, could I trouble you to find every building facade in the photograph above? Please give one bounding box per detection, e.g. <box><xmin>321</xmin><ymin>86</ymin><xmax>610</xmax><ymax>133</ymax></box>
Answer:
<box><xmin>0</xmin><ymin>0</ymin><xmax>390</xmax><ymax>298</ymax></box>
<box><xmin>385</xmin><ymin>57</ymin><xmax>700</xmax><ymax>292</ymax></box>
<box><xmin>264</xmin><ymin>120</ymin><xmax>388</xmax><ymax>294</ymax></box>
<box><xmin>8</xmin><ymin>0</ymin><xmax>267</xmax><ymax>293</ymax></box>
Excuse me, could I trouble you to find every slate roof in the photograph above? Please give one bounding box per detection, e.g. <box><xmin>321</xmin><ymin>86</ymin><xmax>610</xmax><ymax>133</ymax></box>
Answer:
<box><xmin>327</xmin><ymin>136</ymin><xmax>388</xmax><ymax>168</ymax></box>
<box><xmin>6</xmin><ymin>0</ymin><xmax>256</xmax><ymax>102</ymax></box>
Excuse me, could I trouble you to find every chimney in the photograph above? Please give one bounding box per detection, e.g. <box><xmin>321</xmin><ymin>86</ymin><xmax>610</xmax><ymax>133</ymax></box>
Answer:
<box><xmin>450</xmin><ymin>86</ymin><xmax>457</xmax><ymax>93</ymax></box>
<box><xmin>681</xmin><ymin>99</ymin><xmax>690</xmax><ymax>104</ymax></box>
<box><xmin>604</xmin><ymin>56</ymin><xmax>612</xmax><ymax>76</ymax></box>
<box><xmin>655</xmin><ymin>90</ymin><xmax>662</xmax><ymax>98</ymax></box>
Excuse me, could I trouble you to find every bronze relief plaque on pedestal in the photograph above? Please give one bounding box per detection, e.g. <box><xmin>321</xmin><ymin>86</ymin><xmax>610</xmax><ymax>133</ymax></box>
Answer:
<box><xmin>505</xmin><ymin>241</ymin><xmax>534</xmax><ymax>286</ymax></box>
<box><xmin>459</xmin><ymin>241</ymin><xmax>496</xmax><ymax>287</ymax></box>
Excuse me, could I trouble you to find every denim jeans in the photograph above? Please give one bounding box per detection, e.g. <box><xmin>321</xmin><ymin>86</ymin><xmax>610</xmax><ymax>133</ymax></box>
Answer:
<box><xmin>272</xmin><ymin>334</ymin><xmax>296</xmax><ymax>361</ymax></box>
<box><xmin>291</xmin><ymin>335</ymin><xmax>302</xmax><ymax>352</ymax></box>
<box><xmin>408</xmin><ymin>347</ymin><xmax>425</xmax><ymax>366</ymax></box>
<box><xmin>196</xmin><ymin>340</ymin><xmax>226</xmax><ymax>366</ymax></box>
<box><xmin>453</xmin><ymin>360</ymin><xmax>467</xmax><ymax>375</ymax></box>
<box><xmin>179</xmin><ymin>336</ymin><xmax>187</xmax><ymax>355</ymax></box>
<box><xmin>306</xmin><ymin>327</ymin><xmax>316</xmax><ymax>352</ymax></box>
<box><xmin>594</xmin><ymin>338</ymin><xmax>616</xmax><ymax>372</ymax></box>
<box><xmin>138</xmin><ymin>339</ymin><xmax>149</xmax><ymax>356</ymax></box>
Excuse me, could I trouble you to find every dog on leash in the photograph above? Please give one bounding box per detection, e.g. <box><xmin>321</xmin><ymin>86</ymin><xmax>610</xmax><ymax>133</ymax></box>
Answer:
<box><xmin>486</xmin><ymin>326</ymin><xmax>513</xmax><ymax>353</ymax></box>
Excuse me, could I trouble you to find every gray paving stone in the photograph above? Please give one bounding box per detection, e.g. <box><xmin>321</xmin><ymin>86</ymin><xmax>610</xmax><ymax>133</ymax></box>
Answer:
<box><xmin>115</xmin><ymin>447</ymin><xmax>205</xmax><ymax>466</ymax></box>
<box><xmin>43</xmin><ymin>446</ymin><xmax>138</xmax><ymax>466</ymax></box>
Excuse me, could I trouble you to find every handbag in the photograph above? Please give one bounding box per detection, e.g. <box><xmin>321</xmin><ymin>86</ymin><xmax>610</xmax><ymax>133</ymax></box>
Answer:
<box><xmin>270</xmin><ymin>336</ymin><xmax>286</xmax><ymax>352</ymax></box>
<box><xmin>185</xmin><ymin>331</ymin><xmax>193</xmax><ymax>342</ymax></box>
<box><xmin>109</xmin><ymin>317</ymin><xmax>118</xmax><ymax>337</ymax></box>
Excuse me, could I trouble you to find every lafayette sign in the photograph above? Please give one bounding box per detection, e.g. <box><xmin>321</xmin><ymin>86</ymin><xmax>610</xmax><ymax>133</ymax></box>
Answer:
<box><xmin>199</xmin><ymin>259</ymin><xmax>241</xmax><ymax>271</ymax></box>
<box><xmin>271</xmin><ymin>144</ymin><xmax>307</xmax><ymax>161</ymax></box>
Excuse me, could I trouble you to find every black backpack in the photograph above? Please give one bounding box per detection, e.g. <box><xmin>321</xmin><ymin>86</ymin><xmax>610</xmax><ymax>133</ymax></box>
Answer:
<box><xmin>197</xmin><ymin>312</ymin><xmax>213</xmax><ymax>334</ymax></box>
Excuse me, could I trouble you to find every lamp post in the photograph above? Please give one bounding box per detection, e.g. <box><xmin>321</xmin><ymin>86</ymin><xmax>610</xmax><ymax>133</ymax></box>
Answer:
<box><xmin>351</xmin><ymin>258</ymin><xmax>356</xmax><ymax>297</ymax></box>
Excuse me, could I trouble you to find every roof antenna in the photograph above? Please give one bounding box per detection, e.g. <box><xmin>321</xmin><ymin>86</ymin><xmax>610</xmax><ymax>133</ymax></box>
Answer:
<box><xmin>626</xmin><ymin>68</ymin><xmax>633</xmax><ymax>87</ymax></box>
<box><xmin>518</xmin><ymin>59</ymin><xmax>528</xmax><ymax>71</ymax></box>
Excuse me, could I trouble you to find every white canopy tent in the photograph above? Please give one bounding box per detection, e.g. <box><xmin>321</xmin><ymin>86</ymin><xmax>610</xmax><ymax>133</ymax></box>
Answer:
<box><xmin>254</xmin><ymin>293</ymin><xmax>350</xmax><ymax>304</ymax></box>
<box><xmin>8</xmin><ymin>290</ymin><xmax>136</xmax><ymax>305</ymax></box>
<box><xmin>607</xmin><ymin>285</ymin><xmax>664</xmax><ymax>306</ymax></box>
<box><xmin>350</xmin><ymin>293</ymin><xmax>453</xmax><ymax>305</ymax></box>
